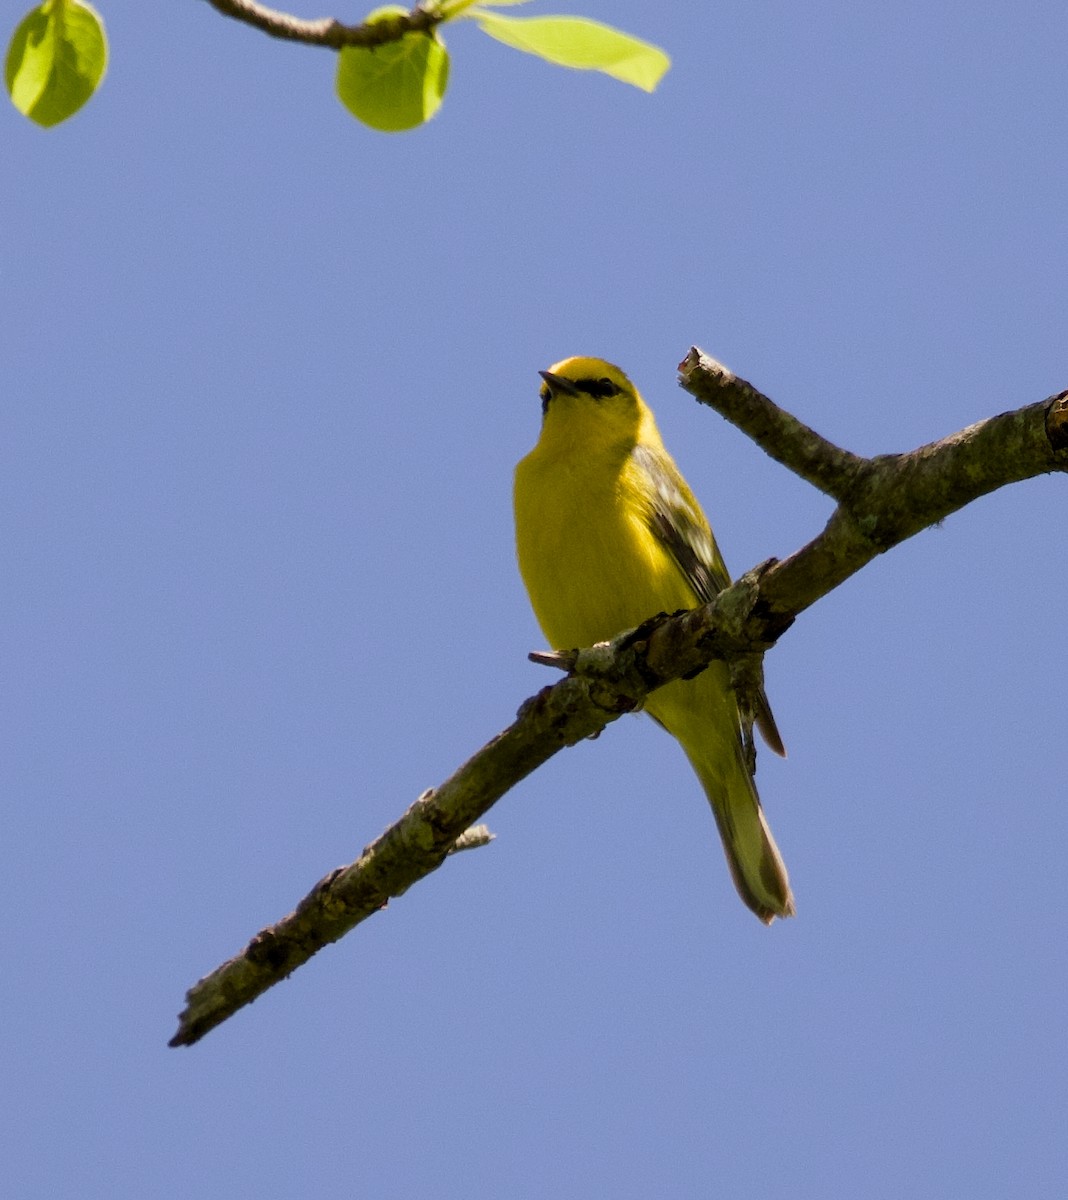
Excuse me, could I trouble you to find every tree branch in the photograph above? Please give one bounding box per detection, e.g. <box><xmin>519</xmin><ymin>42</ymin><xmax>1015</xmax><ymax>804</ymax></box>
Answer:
<box><xmin>678</xmin><ymin>348</ymin><xmax>866</xmax><ymax>499</ymax></box>
<box><xmin>679</xmin><ymin>346</ymin><xmax>1068</xmax><ymax>618</ymax></box>
<box><xmin>170</xmin><ymin>615</ymin><xmax>692</xmax><ymax>1047</ymax></box>
<box><xmin>202</xmin><ymin>1</ymin><xmax>442</xmax><ymax>50</ymax></box>
<box><xmin>170</xmin><ymin>355</ymin><xmax>1067</xmax><ymax>1047</ymax></box>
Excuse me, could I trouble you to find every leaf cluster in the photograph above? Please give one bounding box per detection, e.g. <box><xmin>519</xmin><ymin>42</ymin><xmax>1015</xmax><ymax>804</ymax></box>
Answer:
<box><xmin>5</xmin><ymin>0</ymin><xmax>670</xmax><ymax>130</ymax></box>
<box><xmin>339</xmin><ymin>1</ymin><xmax>669</xmax><ymax>131</ymax></box>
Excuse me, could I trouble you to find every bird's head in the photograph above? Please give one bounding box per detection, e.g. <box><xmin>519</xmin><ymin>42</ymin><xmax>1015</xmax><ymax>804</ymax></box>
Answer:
<box><xmin>536</xmin><ymin>357</ymin><xmax>655</xmax><ymax>457</ymax></box>
<box><xmin>537</xmin><ymin>356</ymin><xmax>636</xmax><ymax>413</ymax></box>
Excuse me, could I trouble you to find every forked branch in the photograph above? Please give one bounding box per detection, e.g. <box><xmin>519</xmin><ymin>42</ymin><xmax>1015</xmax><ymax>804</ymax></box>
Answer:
<box><xmin>170</xmin><ymin>350</ymin><xmax>1067</xmax><ymax>1046</ymax></box>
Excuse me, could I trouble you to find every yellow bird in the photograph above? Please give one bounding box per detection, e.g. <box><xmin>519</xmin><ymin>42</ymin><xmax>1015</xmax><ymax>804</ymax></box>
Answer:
<box><xmin>514</xmin><ymin>356</ymin><xmax>794</xmax><ymax>923</ymax></box>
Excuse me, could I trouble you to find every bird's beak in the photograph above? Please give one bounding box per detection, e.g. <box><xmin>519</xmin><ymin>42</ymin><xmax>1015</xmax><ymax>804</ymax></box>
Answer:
<box><xmin>538</xmin><ymin>369</ymin><xmax>580</xmax><ymax>396</ymax></box>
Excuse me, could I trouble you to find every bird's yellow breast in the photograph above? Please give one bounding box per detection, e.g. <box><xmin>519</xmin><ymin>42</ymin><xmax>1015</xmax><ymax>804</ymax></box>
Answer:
<box><xmin>514</xmin><ymin>443</ymin><xmax>698</xmax><ymax>652</ymax></box>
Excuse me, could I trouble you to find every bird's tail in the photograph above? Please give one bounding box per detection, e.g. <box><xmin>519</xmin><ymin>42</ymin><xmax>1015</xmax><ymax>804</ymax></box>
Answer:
<box><xmin>697</xmin><ymin>754</ymin><xmax>795</xmax><ymax>924</ymax></box>
<box><xmin>648</xmin><ymin>675</ymin><xmax>795</xmax><ymax>924</ymax></box>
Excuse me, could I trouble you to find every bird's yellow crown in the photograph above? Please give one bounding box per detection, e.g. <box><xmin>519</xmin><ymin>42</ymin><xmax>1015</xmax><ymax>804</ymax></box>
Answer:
<box><xmin>536</xmin><ymin>356</ymin><xmax>660</xmax><ymax>459</ymax></box>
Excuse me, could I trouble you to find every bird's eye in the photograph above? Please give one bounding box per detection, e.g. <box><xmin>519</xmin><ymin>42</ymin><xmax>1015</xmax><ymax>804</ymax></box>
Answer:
<box><xmin>576</xmin><ymin>377</ymin><xmax>619</xmax><ymax>398</ymax></box>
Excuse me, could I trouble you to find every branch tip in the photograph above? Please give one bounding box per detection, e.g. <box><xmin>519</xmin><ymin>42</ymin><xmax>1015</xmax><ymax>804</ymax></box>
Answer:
<box><xmin>448</xmin><ymin>824</ymin><xmax>496</xmax><ymax>854</ymax></box>
<box><xmin>1045</xmin><ymin>390</ymin><xmax>1068</xmax><ymax>452</ymax></box>
<box><xmin>529</xmin><ymin>648</ymin><xmax>577</xmax><ymax>672</ymax></box>
<box><xmin>678</xmin><ymin>345</ymin><xmax>865</xmax><ymax>499</ymax></box>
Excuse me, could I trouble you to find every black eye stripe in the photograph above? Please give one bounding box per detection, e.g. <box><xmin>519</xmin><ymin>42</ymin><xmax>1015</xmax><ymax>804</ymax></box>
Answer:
<box><xmin>575</xmin><ymin>377</ymin><xmax>620</xmax><ymax>398</ymax></box>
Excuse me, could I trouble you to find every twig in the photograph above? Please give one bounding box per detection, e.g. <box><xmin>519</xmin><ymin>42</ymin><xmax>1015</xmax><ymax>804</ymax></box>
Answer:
<box><xmin>202</xmin><ymin>0</ymin><xmax>442</xmax><ymax>49</ymax></box>
<box><xmin>529</xmin><ymin>648</ymin><xmax>578</xmax><ymax>672</ymax></box>
<box><xmin>447</xmin><ymin>823</ymin><xmax>494</xmax><ymax>854</ymax></box>
<box><xmin>678</xmin><ymin>347</ymin><xmax>865</xmax><ymax>499</ymax></box>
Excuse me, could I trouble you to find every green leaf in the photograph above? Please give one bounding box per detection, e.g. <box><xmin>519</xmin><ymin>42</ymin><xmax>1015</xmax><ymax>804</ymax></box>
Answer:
<box><xmin>471</xmin><ymin>12</ymin><xmax>669</xmax><ymax>92</ymax></box>
<box><xmin>435</xmin><ymin>0</ymin><xmax>529</xmax><ymax>15</ymax></box>
<box><xmin>336</xmin><ymin>6</ymin><xmax>450</xmax><ymax>132</ymax></box>
<box><xmin>5</xmin><ymin>0</ymin><xmax>107</xmax><ymax>127</ymax></box>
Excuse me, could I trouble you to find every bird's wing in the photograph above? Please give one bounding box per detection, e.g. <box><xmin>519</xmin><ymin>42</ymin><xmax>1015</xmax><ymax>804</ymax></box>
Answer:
<box><xmin>631</xmin><ymin>444</ymin><xmax>786</xmax><ymax>758</ymax></box>
<box><xmin>631</xmin><ymin>444</ymin><xmax>730</xmax><ymax>604</ymax></box>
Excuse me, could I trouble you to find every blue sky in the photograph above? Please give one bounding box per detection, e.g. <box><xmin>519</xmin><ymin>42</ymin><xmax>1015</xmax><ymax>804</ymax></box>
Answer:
<box><xmin>4</xmin><ymin>2</ymin><xmax>1066</xmax><ymax>1196</ymax></box>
